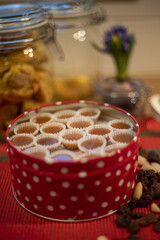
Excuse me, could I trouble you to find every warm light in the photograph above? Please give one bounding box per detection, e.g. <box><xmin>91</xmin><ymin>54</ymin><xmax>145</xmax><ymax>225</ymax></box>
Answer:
<box><xmin>73</xmin><ymin>30</ymin><xmax>86</xmax><ymax>41</ymax></box>
<box><xmin>23</xmin><ymin>47</ymin><xmax>33</xmax><ymax>57</ymax></box>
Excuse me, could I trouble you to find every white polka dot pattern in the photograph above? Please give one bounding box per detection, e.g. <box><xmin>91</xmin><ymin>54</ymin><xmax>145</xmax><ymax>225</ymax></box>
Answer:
<box><xmin>33</xmin><ymin>176</ymin><xmax>40</xmax><ymax>183</ymax></box>
<box><xmin>115</xmin><ymin>196</ymin><xmax>120</xmax><ymax>202</ymax></box>
<box><xmin>118</xmin><ymin>156</ymin><xmax>123</xmax><ymax>162</ymax></box>
<box><xmin>37</xmin><ymin>195</ymin><xmax>43</xmax><ymax>201</ymax></box>
<box><xmin>26</xmin><ymin>183</ymin><xmax>32</xmax><ymax>190</ymax></box>
<box><xmin>105</xmin><ymin>172</ymin><xmax>111</xmax><ymax>177</ymax></box>
<box><xmin>96</xmin><ymin>161</ymin><xmax>105</xmax><ymax>168</ymax></box>
<box><xmin>22</xmin><ymin>159</ymin><xmax>27</xmax><ymax>165</ymax></box>
<box><xmin>25</xmin><ymin>196</ymin><xmax>30</xmax><ymax>202</ymax></box>
<box><xmin>127</xmin><ymin>150</ymin><xmax>132</xmax><ymax>157</ymax></box>
<box><xmin>118</xmin><ymin>179</ymin><xmax>124</xmax><ymax>187</ymax></box>
<box><xmin>101</xmin><ymin>202</ymin><xmax>108</xmax><ymax>208</ymax></box>
<box><xmin>126</xmin><ymin>163</ymin><xmax>131</xmax><ymax>171</ymax></box>
<box><xmin>17</xmin><ymin>178</ymin><xmax>21</xmax><ymax>184</ymax></box>
<box><xmin>59</xmin><ymin>205</ymin><xmax>66</xmax><ymax>210</ymax></box>
<box><xmin>78</xmin><ymin>171</ymin><xmax>87</xmax><ymax>178</ymax></box>
<box><xmin>95</xmin><ymin>180</ymin><xmax>101</xmax><ymax>186</ymax></box>
<box><xmin>62</xmin><ymin>182</ymin><xmax>70</xmax><ymax>188</ymax></box>
<box><xmin>116</xmin><ymin>170</ymin><xmax>121</xmax><ymax>176</ymax></box>
<box><xmin>22</xmin><ymin>171</ymin><xmax>27</xmax><ymax>177</ymax></box>
<box><xmin>87</xmin><ymin>196</ymin><xmax>95</xmax><ymax>202</ymax></box>
<box><xmin>60</xmin><ymin>167</ymin><xmax>69</xmax><ymax>174</ymax></box>
<box><xmin>32</xmin><ymin>163</ymin><xmax>39</xmax><ymax>170</ymax></box>
<box><xmin>106</xmin><ymin>186</ymin><xmax>112</xmax><ymax>192</ymax></box>
<box><xmin>50</xmin><ymin>191</ymin><xmax>57</xmax><ymax>197</ymax></box>
<box><xmin>47</xmin><ymin>205</ymin><xmax>54</xmax><ymax>211</ymax></box>
<box><xmin>77</xmin><ymin>184</ymin><xmax>84</xmax><ymax>190</ymax></box>
<box><xmin>33</xmin><ymin>204</ymin><xmax>38</xmax><ymax>209</ymax></box>
<box><xmin>92</xmin><ymin>212</ymin><xmax>98</xmax><ymax>217</ymax></box>
<box><xmin>77</xmin><ymin>210</ymin><xmax>84</xmax><ymax>215</ymax></box>
<box><xmin>70</xmin><ymin>196</ymin><xmax>78</xmax><ymax>202</ymax></box>
<box><xmin>8</xmin><ymin>100</ymin><xmax>139</xmax><ymax>221</ymax></box>
<box><xmin>46</xmin><ymin>177</ymin><xmax>52</xmax><ymax>182</ymax></box>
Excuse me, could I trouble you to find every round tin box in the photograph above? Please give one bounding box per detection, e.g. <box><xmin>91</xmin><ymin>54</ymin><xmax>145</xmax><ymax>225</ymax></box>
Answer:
<box><xmin>6</xmin><ymin>101</ymin><xmax>139</xmax><ymax>222</ymax></box>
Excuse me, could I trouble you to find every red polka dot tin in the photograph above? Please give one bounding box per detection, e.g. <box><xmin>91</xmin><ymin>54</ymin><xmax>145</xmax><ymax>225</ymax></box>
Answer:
<box><xmin>6</xmin><ymin>101</ymin><xmax>140</xmax><ymax>222</ymax></box>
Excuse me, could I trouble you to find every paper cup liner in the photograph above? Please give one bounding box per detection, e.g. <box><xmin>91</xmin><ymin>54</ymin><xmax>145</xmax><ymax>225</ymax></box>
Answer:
<box><xmin>9</xmin><ymin>133</ymin><xmax>35</xmax><ymax>150</ymax></box>
<box><xmin>59</xmin><ymin>128</ymin><xmax>86</xmax><ymax>150</ymax></box>
<box><xmin>49</xmin><ymin>150</ymin><xmax>76</xmax><ymax>163</ymax></box>
<box><xmin>53</xmin><ymin>109</ymin><xmax>76</xmax><ymax>124</ymax></box>
<box><xmin>108</xmin><ymin>119</ymin><xmax>133</xmax><ymax>131</ymax></box>
<box><xmin>78</xmin><ymin>135</ymin><xmax>106</xmax><ymax>153</ymax></box>
<box><xmin>14</xmin><ymin>122</ymin><xmax>39</xmax><ymax>136</ymax></box>
<box><xmin>67</xmin><ymin>116</ymin><xmax>94</xmax><ymax>130</ymax></box>
<box><xmin>30</xmin><ymin>112</ymin><xmax>53</xmax><ymax>125</ymax></box>
<box><xmin>40</xmin><ymin>122</ymin><xmax>66</xmax><ymax>135</ymax></box>
<box><xmin>77</xmin><ymin>152</ymin><xmax>104</xmax><ymax>163</ymax></box>
<box><xmin>104</xmin><ymin>143</ymin><xmax>126</xmax><ymax>156</ymax></box>
<box><xmin>76</xmin><ymin>107</ymin><xmax>101</xmax><ymax>123</ymax></box>
<box><xmin>109</xmin><ymin>130</ymin><xmax>136</xmax><ymax>145</ymax></box>
<box><xmin>24</xmin><ymin>146</ymin><xmax>50</xmax><ymax>160</ymax></box>
<box><xmin>35</xmin><ymin>133</ymin><xmax>61</xmax><ymax>152</ymax></box>
<box><xmin>86</xmin><ymin>124</ymin><xmax>111</xmax><ymax>140</ymax></box>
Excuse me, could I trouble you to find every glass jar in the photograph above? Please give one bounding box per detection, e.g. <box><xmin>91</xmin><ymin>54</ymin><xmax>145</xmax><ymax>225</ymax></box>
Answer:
<box><xmin>40</xmin><ymin>0</ymin><xmax>106</xmax><ymax>101</ymax></box>
<box><xmin>0</xmin><ymin>3</ymin><xmax>56</xmax><ymax>137</ymax></box>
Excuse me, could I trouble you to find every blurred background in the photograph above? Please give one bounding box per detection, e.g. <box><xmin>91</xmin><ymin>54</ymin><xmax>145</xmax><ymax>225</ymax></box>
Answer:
<box><xmin>0</xmin><ymin>0</ymin><xmax>160</xmax><ymax>137</ymax></box>
<box><xmin>0</xmin><ymin>0</ymin><xmax>160</xmax><ymax>81</ymax></box>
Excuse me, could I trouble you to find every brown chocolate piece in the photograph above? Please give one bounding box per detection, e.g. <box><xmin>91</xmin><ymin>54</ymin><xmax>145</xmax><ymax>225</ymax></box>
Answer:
<box><xmin>89</xmin><ymin>128</ymin><xmax>110</xmax><ymax>136</ymax></box>
<box><xmin>37</xmin><ymin>137</ymin><xmax>58</xmax><ymax>146</ymax></box>
<box><xmin>81</xmin><ymin>138</ymin><xmax>103</xmax><ymax>150</ymax></box>
<box><xmin>113</xmin><ymin>133</ymin><xmax>133</xmax><ymax>143</ymax></box>
<box><xmin>111</xmin><ymin>122</ymin><xmax>131</xmax><ymax>129</ymax></box>
<box><xmin>11</xmin><ymin>135</ymin><xmax>33</xmax><ymax>146</ymax></box>
<box><xmin>70</xmin><ymin>121</ymin><xmax>91</xmax><ymax>129</ymax></box>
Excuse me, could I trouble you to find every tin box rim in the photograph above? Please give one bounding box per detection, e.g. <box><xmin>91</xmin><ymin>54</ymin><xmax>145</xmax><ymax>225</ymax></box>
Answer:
<box><xmin>6</xmin><ymin>100</ymin><xmax>140</xmax><ymax>166</ymax></box>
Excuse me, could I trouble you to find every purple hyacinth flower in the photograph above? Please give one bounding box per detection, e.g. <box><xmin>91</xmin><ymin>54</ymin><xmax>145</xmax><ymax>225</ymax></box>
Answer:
<box><xmin>103</xmin><ymin>25</ymin><xmax>133</xmax><ymax>53</ymax></box>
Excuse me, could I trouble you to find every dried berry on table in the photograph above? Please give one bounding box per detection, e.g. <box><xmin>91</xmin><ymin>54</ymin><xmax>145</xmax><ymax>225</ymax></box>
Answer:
<box><xmin>115</xmin><ymin>148</ymin><xmax>160</xmax><ymax>238</ymax></box>
<box><xmin>128</xmin><ymin>198</ymin><xmax>138</xmax><ymax>211</ymax></box>
<box><xmin>147</xmin><ymin>150</ymin><xmax>160</xmax><ymax>164</ymax></box>
<box><xmin>137</xmin><ymin>192</ymin><xmax>153</xmax><ymax>207</ymax></box>
<box><xmin>116</xmin><ymin>214</ymin><xmax>130</xmax><ymax>227</ymax></box>
<box><xmin>153</xmin><ymin>221</ymin><xmax>160</xmax><ymax>232</ymax></box>
<box><xmin>151</xmin><ymin>182</ymin><xmax>160</xmax><ymax>199</ymax></box>
<box><xmin>135</xmin><ymin>213</ymin><xmax>158</xmax><ymax>226</ymax></box>
<box><xmin>117</xmin><ymin>203</ymin><xmax>131</xmax><ymax>215</ymax></box>
<box><xmin>126</xmin><ymin>235</ymin><xmax>142</xmax><ymax>240</ymax></box>
<box><xmin>128</xmin><ymin>221</ymin><xmax>139</xmax><ymax>234</ymax></box>
<box><xmin>131</xmin><ymin>212</ymin><xmax>145</xmax><ymax>219</ymax></box>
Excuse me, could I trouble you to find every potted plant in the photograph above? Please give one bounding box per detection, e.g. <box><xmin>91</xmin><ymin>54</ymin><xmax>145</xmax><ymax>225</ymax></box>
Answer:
<box><xmin>92</xmin><ymin>25</ymin><xmax>149</xmax><ymax>117</ymax></box>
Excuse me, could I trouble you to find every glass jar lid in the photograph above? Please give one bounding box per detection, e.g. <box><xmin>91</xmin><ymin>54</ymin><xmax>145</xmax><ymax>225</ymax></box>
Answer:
<box><xmin>0</xmin><ymin>3</ymin><xmax>53</xmax><ymax>50</ymax></box>
<box><xmin>39</xmin><ymin>0</ymin><xmax>106</xmax><ymax>28</ymax></box>
<box><xmin>0</xmin><ymin>3</ymin><xmax>47</xmax><ymax>32</ymax></box>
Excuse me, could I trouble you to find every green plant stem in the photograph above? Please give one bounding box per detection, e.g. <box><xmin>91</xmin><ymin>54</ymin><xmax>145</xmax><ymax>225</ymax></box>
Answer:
<box><xmin>114</xmin><ymin>54</ymin><xmax>129</xmax><ymax>81</ymax></box>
